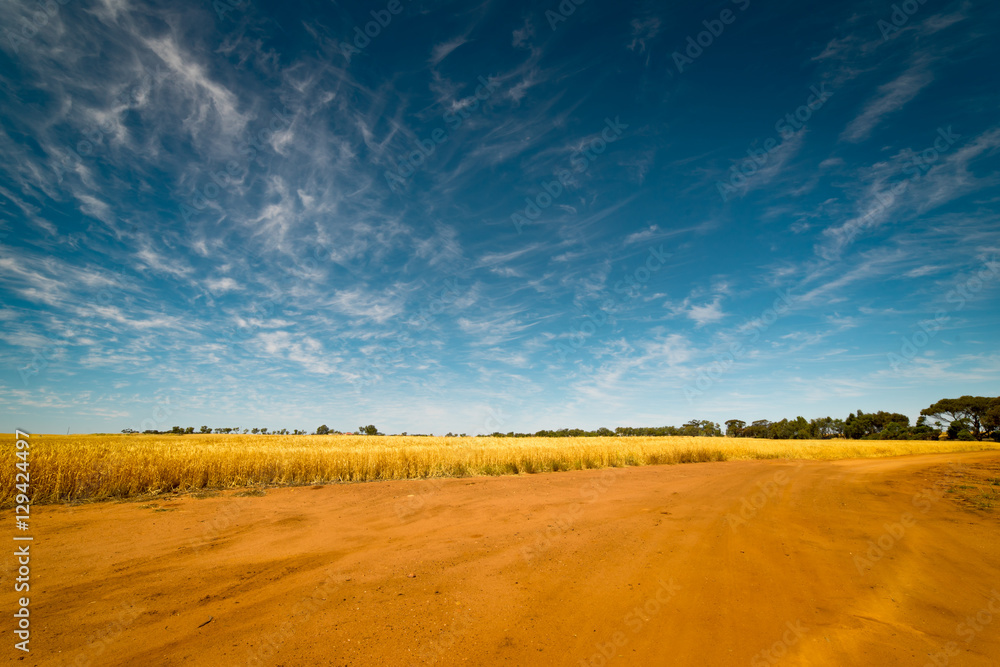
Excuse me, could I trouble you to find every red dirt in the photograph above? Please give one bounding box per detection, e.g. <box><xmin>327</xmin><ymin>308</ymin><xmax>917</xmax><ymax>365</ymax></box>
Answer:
<box><xmin>5</xmin><ymin>452</ymin><xmax>1000</xmax><ymax>666</ymax></box>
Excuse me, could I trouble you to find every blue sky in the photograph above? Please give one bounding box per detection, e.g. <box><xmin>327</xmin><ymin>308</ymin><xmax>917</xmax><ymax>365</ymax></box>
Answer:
<box><xmin>1</xmin><ymin>0</ymin><xmax>998</xmax><ymax>435</ymax></box>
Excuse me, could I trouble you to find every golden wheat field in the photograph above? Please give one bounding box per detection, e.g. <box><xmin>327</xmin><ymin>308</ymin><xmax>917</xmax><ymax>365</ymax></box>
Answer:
<box><xmin>4</xmin><ymin>433</ymin><xmax>999</xmax><ymax>507</ymax></box>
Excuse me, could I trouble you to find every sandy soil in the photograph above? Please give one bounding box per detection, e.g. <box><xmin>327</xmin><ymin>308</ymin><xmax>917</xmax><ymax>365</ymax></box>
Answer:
<box><xmin>5</xmin><ymin>452</ymin><xmax>1000</xmax><ymax>666</ymax></box>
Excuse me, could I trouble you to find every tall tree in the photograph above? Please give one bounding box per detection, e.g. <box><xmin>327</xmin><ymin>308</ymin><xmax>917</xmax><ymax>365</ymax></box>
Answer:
<box><xmin>983</xmin><ymin>398</ymin><xmax>1000</xmax><ymax>438</ymax></box>
<box><xmin>921</xmin><ymin>396</ymin><xmax>996</xmax><ymax>441</ymax></box>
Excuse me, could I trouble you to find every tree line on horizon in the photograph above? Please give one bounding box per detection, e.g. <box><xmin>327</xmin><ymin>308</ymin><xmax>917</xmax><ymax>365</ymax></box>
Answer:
<box><xmin>122</xmin><ymin>396</ymin><xmax>999</xmax><ymax>442</ymax></box>
<box><xmin>489</xmin><ymin>397</ymin><xmax>1000</xmax><ymax>442</ymax></box>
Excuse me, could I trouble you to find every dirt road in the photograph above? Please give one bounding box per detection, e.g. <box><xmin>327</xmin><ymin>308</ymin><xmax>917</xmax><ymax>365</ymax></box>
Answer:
<box><xmin>5</xmin><ymin>452</ymin><xmax>1000</xmax><ymax>666</ymax></box>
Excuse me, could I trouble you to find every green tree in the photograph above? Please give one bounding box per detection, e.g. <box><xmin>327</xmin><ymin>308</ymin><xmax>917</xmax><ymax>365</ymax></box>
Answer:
<box><xmin>360</xmin><ymin>425</ymin><xmax>379</xmax><ymax>436</ymax></box>
<box><xmin>947</xmin><ymin>418</ymin><xmax>970</xmax><ymax>440</ymax></box>
<box><xmin>725</xmin><ymin>420</ymin><xmax>746</xmax><ymax>437</ymax></box>
<box><xmin>809</xmin><ymin>417</ymin><xmax>841</xmax><ymax>438</ymax></box>
<box><xmin>844</xmin><ymin>410</ymin><xmax>909</xmax><ymax>439</ymax></box>
<box><xmin>984</xmin><ymin>399</ymin><xmax>1000</xmax><ymax>440</ymax></box>
<box><xmin>700</xmin><ymin>420</ymin><xmax>722</xmax><ymax>436</ymax></box>
<box><xmin>921</xmin><ymin>396</ymin><xmax>996</xmax><ymax>441</ymax></box>
<box><xmin>743</xmin><ymin>420</ymin><xmax>772</xmax><ymax>438</ymax></box>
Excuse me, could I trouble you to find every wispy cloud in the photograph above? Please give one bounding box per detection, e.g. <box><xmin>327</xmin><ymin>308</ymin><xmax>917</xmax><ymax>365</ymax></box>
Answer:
<box><xmin>430</xmin><ymin>36</ymin><xmax>469</xmax><ymax>66</ymax></box>
<box><xmin>627</xmin><ymin>17</ymin><xmax>661</xmax><ymax>55</ymax></box>
<box><xmin>686</xmin><ymin>298</ymin><xmax>726</xmax><ymax>327</ymax></box>
<box><xmin>840</xmin><ymin>62</ymin><xmax>934</xmax><ymax>143</ymax></box>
